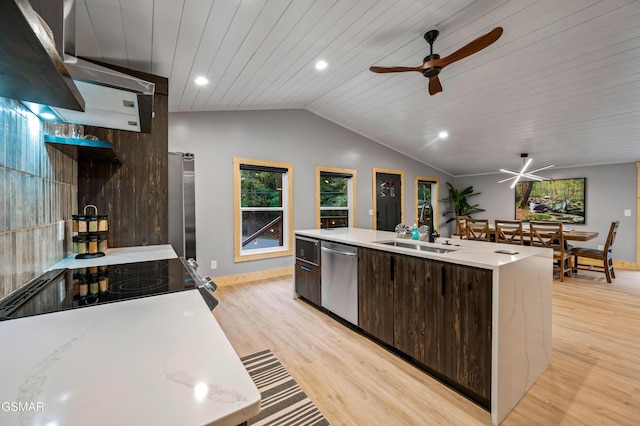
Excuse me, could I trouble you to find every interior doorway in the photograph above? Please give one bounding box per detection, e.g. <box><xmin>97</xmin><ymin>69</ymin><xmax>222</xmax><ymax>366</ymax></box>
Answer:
<box><xmin>373</xmin><ymin>169</ymin><xmax>404</xmax><ymax>231</ymax></box>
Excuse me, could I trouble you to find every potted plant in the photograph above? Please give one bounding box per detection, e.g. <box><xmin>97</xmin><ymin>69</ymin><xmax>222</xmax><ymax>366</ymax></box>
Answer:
<box><xmin>440</xmin><ymin>182</ymin><xmax>485</xmax><ymax>234</ymax></box>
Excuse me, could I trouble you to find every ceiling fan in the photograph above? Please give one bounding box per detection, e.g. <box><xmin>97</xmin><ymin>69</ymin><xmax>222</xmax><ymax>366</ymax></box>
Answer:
<box><xmin>369</xmin><ymin>27</ymin><xmax>503</xmax><ymax>95</ymax></box>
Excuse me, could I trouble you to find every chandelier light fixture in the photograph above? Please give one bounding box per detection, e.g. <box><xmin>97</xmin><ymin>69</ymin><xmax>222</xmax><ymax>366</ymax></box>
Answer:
<box><xmin>498</xmin><ymin>153</ymin><xmax>554</xmax><ymax>188</ymax></box>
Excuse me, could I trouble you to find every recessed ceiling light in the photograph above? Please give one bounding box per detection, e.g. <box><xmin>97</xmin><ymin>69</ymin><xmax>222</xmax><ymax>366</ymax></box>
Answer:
<box><xmin>194</xmin><ymin>76</ymin><xmax>209</xmax><ymax>86</ymax></box>
<box><xmin>438</xmin><ymin>131</ymin><xmax>449</xmax><ymax>139</ymax></box>
<box><xmin>315</xmin><ymin>60</ymin><xmax>328</xmax><ymax>71</ymax></box>
<box><xmin>40</xmin><ymin>112</ymin><xmax>57</xmax><ymax>120</ymax></box>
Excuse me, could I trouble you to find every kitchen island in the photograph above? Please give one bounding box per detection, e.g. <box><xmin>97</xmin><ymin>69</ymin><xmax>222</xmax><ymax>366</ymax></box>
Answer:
<box><xmin>294</xmin><ymin>228</ymin><xmax>552</xmax><ymax>426</ymax></box>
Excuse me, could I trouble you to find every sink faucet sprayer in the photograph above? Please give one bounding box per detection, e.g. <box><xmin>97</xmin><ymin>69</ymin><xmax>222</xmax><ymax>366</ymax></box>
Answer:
<box><xmin>419</xmin><ymin>201</ymin><xmax>440</xmax><ymax>243</ymax></box>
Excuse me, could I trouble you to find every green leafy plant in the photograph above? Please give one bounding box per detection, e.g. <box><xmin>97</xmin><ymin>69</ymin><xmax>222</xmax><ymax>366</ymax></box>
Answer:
<box><xmin>440</xmin><ymin>182</ymin><xmax>485</xmax><ymax>224</ymax></box>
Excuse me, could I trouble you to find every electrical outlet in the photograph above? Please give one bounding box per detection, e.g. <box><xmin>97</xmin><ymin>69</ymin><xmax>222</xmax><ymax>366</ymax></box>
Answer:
<box><xmin>597</xmin><ymin>245</ymin><xmax>604</xmax><ymax>250</ymax></box>
<box><xmin>211</xmin><ymin>260</ymin><xmax>217</xmax><ymax>270</ymax></box>
<box><xmin>624</xmin><ymin>209</ymin><xmax>631</xmax><ymax>217</ymax></box>
<box><xmin>368</xmin><ymin>209</ymin><xmax>373</xmax><ymax>216</ymax></box>
<box><xmin>57</xmin><ymin>220</ymin><xmax>65</xmax><ymax>241</ymax></box>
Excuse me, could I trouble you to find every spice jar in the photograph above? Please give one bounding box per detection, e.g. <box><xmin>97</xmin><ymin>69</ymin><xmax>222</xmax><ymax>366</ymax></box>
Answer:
<box><xmin>75</xmin><ymin>236</ymin><xmax>88</xmax><ymax>254</ymax></box>
<box><xmin>73</xmin><ymin>278</ymin><xmax>80</xmax><ymax>300</ymax></box>
<box><xmin>72</xmin><ymin>215</ymin><xmax>80</xmax><ymax>232</ymax></box>
<box><xmin>77</xmin><ymin>216</ymin><xmax>88</xmax><ymax>233</ymax></box>
<box><xmin>89</xmin><ymin>274</ymin><xmax>99</xmax><ymax>295</ymax></box>
<box><xmin>99</xmin><ymin>274</ymin><xmax>109</xmax><ymax>293</ymax></box>
<box><xmin>79</xmin><ymin>279</ymin><xmax>89</xmax><ymax>298</ymax></box>
<box><xmin>88</xmin><ymin>235</ymin><xmax>99</xmax><ymax>254</ymax></box>
<box><xmin>98</xmin><ymin>235</ymin><xmax>108</xmax><ymax>253</ymax></box>
<box><xmin>98</xmin><ymin>215</ymin><xmax>108</xmax><ymax>232</ymax></box>
<box><xmin>87</xmin><ymin>215</ymin><xmax>98</xmax><ymax>232</ymax></box>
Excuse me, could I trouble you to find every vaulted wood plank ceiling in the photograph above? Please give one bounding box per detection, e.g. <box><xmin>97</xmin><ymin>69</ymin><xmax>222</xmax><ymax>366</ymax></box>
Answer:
<box><xmin>74</xmin><ymin>0</ymin><xmax>640</xmax><ymax>176</ymax></box>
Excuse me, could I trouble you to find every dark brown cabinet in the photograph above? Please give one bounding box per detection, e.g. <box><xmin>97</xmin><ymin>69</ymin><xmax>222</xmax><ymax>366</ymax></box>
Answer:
<box><xmin>294</xmin><ymin>261</ymin><xmax>321</xmax><ymax>306</ymax></box>
<box><xmin>394</xmin><ymin>254</ymin><xmax>430</xmax><ymax>361</ymax></box>
<box><xmin>358</xmin><ymin>247</ymin><xmax>394</xmax><ymax>346</ymax></box>
<box><xmin>358</xmin><ymin>246</ymin><xmax>492</xmax><ymax>404</ymax></box>
<box><xmin>438</xmin><ymin>263</ymin><xmax>492</xmax><ymax>402</ymax></box>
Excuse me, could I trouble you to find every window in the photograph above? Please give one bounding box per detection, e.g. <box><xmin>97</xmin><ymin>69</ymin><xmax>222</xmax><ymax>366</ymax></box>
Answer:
<box><xmin>316</xmin><ymin>167</ymin><xmax>356</xmax><ymax>229</ymax></box>
<box><xmin>233</xmin><ymin>158</ymin><xmax>293</xmax><ymax>262</ymax></box>
<box><xmin>415</xmin><ymin>176</ymin><xmax>439</xmax><ymax>228</ymax></box>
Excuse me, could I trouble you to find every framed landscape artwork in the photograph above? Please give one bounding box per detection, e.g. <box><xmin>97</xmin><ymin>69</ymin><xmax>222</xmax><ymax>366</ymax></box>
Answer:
<box><xmin>515</xmin><ymin>177</ymin><xmax>586</xmax><ymax>224</ymax></box>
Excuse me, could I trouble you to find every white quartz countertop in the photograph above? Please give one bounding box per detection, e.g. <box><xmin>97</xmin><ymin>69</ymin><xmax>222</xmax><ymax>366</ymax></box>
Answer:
<box><xmin>48</xmin><ymin>244</ymin><xmax>178</xmax><ymax>270</ymax></box>
<box><xmin>295</xmin><ymin>227</ymin><xmax>549</xmax><ymax>269</ymax></box>
<box><xmin>0</xmin><ymin>290</ymin><xmax>261</xmax><ymax>426</ymax></box>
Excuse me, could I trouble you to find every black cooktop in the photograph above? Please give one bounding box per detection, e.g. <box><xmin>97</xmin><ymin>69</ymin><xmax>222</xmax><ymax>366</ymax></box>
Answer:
<box><xmin>0</xmin><ymin>258</ymin><xmax>199</xmax><ymax>321</ymax></box>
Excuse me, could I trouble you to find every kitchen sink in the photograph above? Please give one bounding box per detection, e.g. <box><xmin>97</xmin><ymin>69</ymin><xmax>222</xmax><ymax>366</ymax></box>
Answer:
<box><xmin>374</xmin><ymin>240</ymin><xmax>457</xmax><ymax>253</ymax></box>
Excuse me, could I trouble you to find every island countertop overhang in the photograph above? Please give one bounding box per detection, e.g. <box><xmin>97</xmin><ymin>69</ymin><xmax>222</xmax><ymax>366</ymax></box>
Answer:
<box><xmin>294</xmin><ymin>227</ymin><xmax>551</xmax><ymax>269</ymax></box>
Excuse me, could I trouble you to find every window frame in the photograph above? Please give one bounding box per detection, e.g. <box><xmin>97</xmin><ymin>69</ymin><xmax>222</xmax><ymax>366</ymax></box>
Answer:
<box><xmin>233</xmin><ymin>157</ymin><xmax>294</xmax><ymax>262</ymax></box>
<box><xmin>315</xmin><ymin>166</ymin><xmax>357</xmax><ymax>229</ymax></box>
<box><xmin>415</xmin><ymin>176</ymin><xmax>439</xmax><ymax>230</ymax></box>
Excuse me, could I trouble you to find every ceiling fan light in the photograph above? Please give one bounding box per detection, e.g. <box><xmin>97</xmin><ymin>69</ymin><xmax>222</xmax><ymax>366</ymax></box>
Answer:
<box><xmin>499</xmin><ymin>154</ymin><xmax>553</xmax><ymax>186</ymax></box>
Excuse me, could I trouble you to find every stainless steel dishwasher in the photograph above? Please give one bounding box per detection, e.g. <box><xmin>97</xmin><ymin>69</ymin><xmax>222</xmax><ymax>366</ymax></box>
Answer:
<box><xmin>321</xmin><ymin>241</ymin><xmax>358</xmax><ymax>325</ymax></box>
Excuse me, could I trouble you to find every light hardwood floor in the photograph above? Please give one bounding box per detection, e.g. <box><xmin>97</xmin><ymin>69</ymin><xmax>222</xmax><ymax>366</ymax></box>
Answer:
<box><xmin>213</xmin><ymin>270</ymin><xmax>640</xmax><ymax>425</ymax></box>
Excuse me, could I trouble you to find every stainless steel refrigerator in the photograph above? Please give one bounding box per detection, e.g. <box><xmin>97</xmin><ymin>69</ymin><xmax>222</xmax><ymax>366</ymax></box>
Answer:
<box><xmin>168</xmin><ymin>152</ymin><xmax>196</xmax><ymax>260</ymax></box>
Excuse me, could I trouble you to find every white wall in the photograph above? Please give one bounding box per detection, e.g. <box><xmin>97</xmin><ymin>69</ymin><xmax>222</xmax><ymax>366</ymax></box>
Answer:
<box><xmin>453</xmin><ymin>162</ymin><xmax>637</xmax><ymax>262</ymax></box>
<box><xmin>169</xmin><ymin>109</ymin><xmax>451</xmax><ymax>278</ymax></box>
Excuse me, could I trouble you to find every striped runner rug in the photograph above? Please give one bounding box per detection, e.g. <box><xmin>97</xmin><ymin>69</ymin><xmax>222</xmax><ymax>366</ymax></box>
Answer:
<box><xmin>241</xmin><ymin>349</ymin><xmax>330</xmax><ymax>426</ymax></box>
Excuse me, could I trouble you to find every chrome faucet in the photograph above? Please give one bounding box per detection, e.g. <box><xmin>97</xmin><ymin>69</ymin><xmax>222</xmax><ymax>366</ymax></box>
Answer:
<box><xmin>419</xmin><ymin>201</ymin><xmax>439</xmax><ymax>243</ymax></box>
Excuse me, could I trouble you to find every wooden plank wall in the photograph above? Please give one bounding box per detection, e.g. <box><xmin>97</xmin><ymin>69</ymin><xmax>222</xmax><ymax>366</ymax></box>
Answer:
<box><xmin>78</xmin><ymin>63</ymin><xmax>168</xmax><ymax>248</ymax></box>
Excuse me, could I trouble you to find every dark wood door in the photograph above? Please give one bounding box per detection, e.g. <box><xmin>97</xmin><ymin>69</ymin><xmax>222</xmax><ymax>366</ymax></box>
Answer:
<box><xmin>440</xmin><ymin>263</ymin><xmax>492</xmax><ymax>401</ymax></box>
<box><xmin>393</xmin><ymin>254</ymin><xmax>426</xmax><ymax>361</ymax></box>
<box><xmin>358</xmin><ymin>247</ymin><xmax>394</xmax><ymax>346</ymax></box>
<box><xmin>294</xmin><ymin>261</ymin><xmax>321</xmax><ymax>306</ymax></box>
<box><xmin>375</xmin><ymin>172</ymin><xmax>402</xmax><ymax>231</ymax></box>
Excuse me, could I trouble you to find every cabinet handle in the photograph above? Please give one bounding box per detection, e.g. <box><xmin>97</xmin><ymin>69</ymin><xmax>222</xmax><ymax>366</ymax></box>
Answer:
<box><xmin>390</xmin><ymin>256</ymin><xmax>395</xmax><ymax>281</ymax></box>
<box><xmin>441</xmin><ymin>265</ymin><xmax>446</xmax><ymax>296</ymax></box>
<box><xmin>300</xmin><ymin>265</ymin><xmax>311</xmax><ymax>272</ymax></box>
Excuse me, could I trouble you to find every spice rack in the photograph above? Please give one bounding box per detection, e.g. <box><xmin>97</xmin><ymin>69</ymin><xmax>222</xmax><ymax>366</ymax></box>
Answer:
<box><xmin>72</xmin><ymin>205</ymin><xmax>109</xmax><ymax>259</ymax></box>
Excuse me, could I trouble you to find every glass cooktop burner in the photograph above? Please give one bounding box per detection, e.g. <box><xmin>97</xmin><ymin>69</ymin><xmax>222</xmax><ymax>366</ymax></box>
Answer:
<box><xmin>0</xmin><ymin>258</ymin><xmax>197</xmax><ymax>320</ymax></box>
<box><xmin>108</xmin><ymin>277</ymin><xmax>173</xmax><ymax>295</ymax></box>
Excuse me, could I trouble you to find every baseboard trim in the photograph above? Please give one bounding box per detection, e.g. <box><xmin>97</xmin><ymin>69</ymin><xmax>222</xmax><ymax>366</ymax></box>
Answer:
<box><xmin>576</xmin><ymin>258</ymin><xmax>637</xmax><ymax>271</ymax></box>
<box><xmin>614</xmin><ymin>260</ymin><xmax>637</xmax><ymax>270</ymax></box>
<box><xmin>213</xmin><ymin>266</ymin><xmax>293</xmax><ymax>286</ymax></box>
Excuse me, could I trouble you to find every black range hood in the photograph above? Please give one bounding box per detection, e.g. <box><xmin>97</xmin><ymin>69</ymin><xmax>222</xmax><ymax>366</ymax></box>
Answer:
<box><xmin>1</xmin><ymin>0</ymin><xmax>155</xmax><ymax>133</ymax></box>
<box><xmin>0</xmin><ymin>0</ymin><xmax>85</xmax><ymax>112</ymax></box>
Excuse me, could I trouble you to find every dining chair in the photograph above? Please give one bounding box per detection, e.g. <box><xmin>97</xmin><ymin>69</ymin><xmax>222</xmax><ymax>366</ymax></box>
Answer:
<box><xmin>494</xmin><ymin>220</ymin><xmax>524</xmax><ymax>245</ymax></box>
<box><xmin>529</xmin><ymin>221</ymin><xmax>572</xmax><ymax>281</ymax></box>
<box><xmin>572</xmin><ymin>221</ymin><xmax>620</xmax><ymax>283</ymax></box>
<box><xmin>465</xmin><ymin>218</ymin><xmax>491</xmax><ymax>242</ymax></box>
<box><xmin>455</xmin><ymin>215</ymin><xmax>469</xmax><ymax>238</ymax></box>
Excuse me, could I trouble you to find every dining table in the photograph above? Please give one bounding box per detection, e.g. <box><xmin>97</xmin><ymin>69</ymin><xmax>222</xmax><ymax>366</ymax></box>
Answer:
<box><xmin>559</xmin><ymin>229</ymin><xmax>599</xmax><ymax>241</ymax></box>
<box><xmin>484</xmin><ymin>223</ymin><xmax>599</xmax><ymax>243</ymax></box>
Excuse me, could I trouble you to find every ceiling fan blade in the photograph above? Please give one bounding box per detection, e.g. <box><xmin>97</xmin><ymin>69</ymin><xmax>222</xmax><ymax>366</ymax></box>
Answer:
<box><xmin>369</xmin><ymin>66</ymin><xmax>423</xmax><ymax>73</ymax></box>
<box><xmin>428</xmin><ymin>75</ymin><xmax>442</xmax><ymax>95</ymax></box>
<box><xmin>436</xmin><ymin>27</ymin><xmax>503</xmax><ymax>68</ymax></box>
